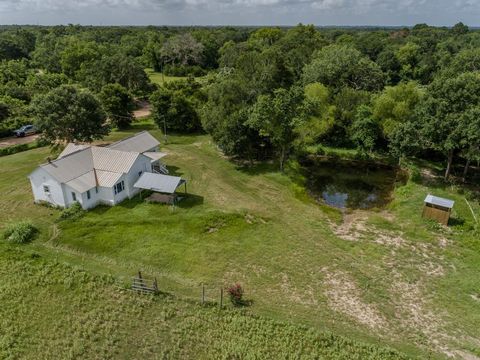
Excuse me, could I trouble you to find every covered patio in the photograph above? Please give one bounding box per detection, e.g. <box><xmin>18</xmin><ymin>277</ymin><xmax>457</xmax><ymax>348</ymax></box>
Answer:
<box><xmin>134</xmin><ymin>172</ymin><xmax>187</xmax><ymax>205</ymax></box>
<box><xmin>143</xmin><ymin>152</ymin><xmax>169</xmax><ymax>174</ymax></box>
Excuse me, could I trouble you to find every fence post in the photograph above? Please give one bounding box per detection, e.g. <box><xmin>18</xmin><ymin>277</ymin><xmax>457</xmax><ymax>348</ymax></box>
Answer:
<box><xmin>153</xmin><ymin>277</ymin><xmax>158</xmax><ymax>292</ymax></box>
<box><xmin>138</xmin><ymin>271</ymin><xmax>142</xmax><ymax>280</ymax></box>
<box><xmin>220</xmin><ymin>288</ymin><xmax>223</xmax><ymax>309</ymax></box>
<box><xmin>202</xmin><ymin>284</ymin><xmax>205</xmax><ymax>305</ymax></box>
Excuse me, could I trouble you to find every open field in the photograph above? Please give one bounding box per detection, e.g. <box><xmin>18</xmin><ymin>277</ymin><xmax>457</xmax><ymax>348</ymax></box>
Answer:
<box><xmin>1</xmin><ymin>120</ymin><xmax>480</xmax><ymax>359</ymax></box>
<box><xmin>146</xmin><ymin>68</ymin><xmax>190</xmax><ymax>85</ymax></box>
<box><xmin>0</xmin><ymin>246</ymin><xmax>408</xmax><ymax>359</ymax></box>
<box><xmin>145</xmin><ymin>68</ymin><xmax>207</xmax><ymax>86</ymax></box>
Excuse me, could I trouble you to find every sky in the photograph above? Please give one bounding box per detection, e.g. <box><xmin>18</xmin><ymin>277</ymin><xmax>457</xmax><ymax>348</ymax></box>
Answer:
<box><xmin>0</xmin><ymin>0</ymin><xmax>479</xmax><ymax>26</ymax></box>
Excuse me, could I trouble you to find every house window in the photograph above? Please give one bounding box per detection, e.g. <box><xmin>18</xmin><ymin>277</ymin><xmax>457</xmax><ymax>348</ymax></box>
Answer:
<box><xmin>43</xmin><ymin>185</ymin><xmax>50</xmax><ymax>194</ymax></box>
<box><xmin>114</xmin><ymin>181</ymin><xmax>124</xmax><ymax>195</ymax></box>
<box><xmin>87</xmin><ymin>190</ymin><xmax>91</xmax><ymax>200</ymax></box>
<box><xmin>72</xmin><ymin>192</ymin><xmax>76</xmax><ymax>201</ymax></box>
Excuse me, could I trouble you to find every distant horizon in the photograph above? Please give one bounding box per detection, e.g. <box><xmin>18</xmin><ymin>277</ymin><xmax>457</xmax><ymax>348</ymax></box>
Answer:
<box><xmin>1</xmin><ymin>0</ymin><xmax>479</xmax><ymax>28</ymax></box>
<box><xmin>1</xmin><ymin>23</ymin><xmax>478</xmax><ymax>28</ymax></box>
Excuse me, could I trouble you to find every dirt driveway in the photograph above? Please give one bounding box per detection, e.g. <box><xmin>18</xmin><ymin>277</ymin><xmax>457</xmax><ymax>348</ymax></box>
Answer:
<box><xmin>0</xmin><ymin>134</ymin><xmax>39</xmax><ymax>149</ymax></box>
<box><xmin>133</xmin><ymin>101</ymin><xmax>152</xmax><ymax>119</ymax></box>
<box><xmin>0</xmin><ymin>101</ymin><xmax>151</xmax><ymax>149</ymax></box>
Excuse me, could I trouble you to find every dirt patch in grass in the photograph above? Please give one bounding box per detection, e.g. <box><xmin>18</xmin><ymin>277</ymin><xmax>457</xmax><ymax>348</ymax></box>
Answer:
<box><xmin>323</xmin><ymin>269</ymin><xmax>389</xmax><ymax>332</ymax></box>
<box><xmin>332</xmin><ymin>211</ymin><xmax>405</xmax><ymax>247</ymax></box>
<box><xmin>391</xmin><ymin>275</ymin><xmax>453</xmax><ymax>356</ymax></box>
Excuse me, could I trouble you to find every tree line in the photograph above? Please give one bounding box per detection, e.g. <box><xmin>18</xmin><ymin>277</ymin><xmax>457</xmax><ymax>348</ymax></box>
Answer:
<box><xmin>1</xmin><ymin>24</ymin><xmax>479</xmax><ymax>180</ymax></box>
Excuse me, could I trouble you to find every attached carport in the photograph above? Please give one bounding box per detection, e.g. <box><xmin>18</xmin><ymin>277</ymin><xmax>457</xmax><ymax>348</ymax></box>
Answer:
<box><xmin>134</xmin><ymin>172</ymin><xmax>187</xmax><ymax>204</ymax></box>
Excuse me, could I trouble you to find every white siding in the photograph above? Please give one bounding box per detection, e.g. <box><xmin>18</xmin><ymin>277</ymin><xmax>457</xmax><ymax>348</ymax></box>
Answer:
<box><xmin>29</xmin><ymin>150</ymin><xmax>156</xmax><ymax>210</ymax></box>
<box><xmin>125</xmin><ymin>155</ymin><xmax>152</xmax><ymax>198</ymax></box>
<box><xmin>96</xmin><ymin>186</ymin><xmax>115</xmax><ymax>206</ymax></box>
<box><xmin>112</xmin><ymin>174</ymin><xmax>128</xmax><ymax>204</ymax></box>
<box><xmin>29</xmin><ymin>168</ymin><xmax>66</xmax><ymax>207</ymax></box>
<box><xmin>64</xmin><ymin>184</ymin><xmax>83</xmax><ymax>208</ymax></box>
<box><xmin>80</xmin><ymin>187</ymin><xmax>99</xmax><ymax>210</ymax></box>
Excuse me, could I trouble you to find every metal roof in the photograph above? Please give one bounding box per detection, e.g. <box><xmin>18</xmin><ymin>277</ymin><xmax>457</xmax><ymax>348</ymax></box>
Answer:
<box><xmin>66</xmin><ymin>170</ymin><xmax>96</xmax><ymax>193</ymax></box>
<box><xmin>424</xmin><ymin>194</ymin><xmax>455</xmax><ymax>209</ymax></box>
<box><xmin>58</xmin><ymin>143</ymin><xmax>90</xmax><ymax>158</ymax></box>
<box><xmin>32</xmin><ymin>131</ymin><xmax>162</xmax><ymax>193</ymax></box>
<box><xmin>134</xmin><ymin>173</ymin><xmax>185</xmax><ymax>194</ymax></box>
<box><xmin>91</xmin><ymin>147</ymin><xmax>141</xmax><ymax>173</ymax></box>
<box><xmin>107</xmin><ymin>131</ymin><xmax>160</xmax><ymax>153</ymax></box>
<box><xmin>95</xmin><ymin>170</ymin><xmax>123</xmax><ymax>188</ymax></box>
<box><xmin>41</xmin><ymin>148</ymin><xmax>94</xmax><ymax>183</ymax></box>
<box><xmin>38</xmin><ymin>146</ymin><xmax>142</xmax><ymax>191</ymax></box>
<box><xmin>144</xmin><ymin>152</ymin><xmax>167</xmax><ymax>161</ymax></box>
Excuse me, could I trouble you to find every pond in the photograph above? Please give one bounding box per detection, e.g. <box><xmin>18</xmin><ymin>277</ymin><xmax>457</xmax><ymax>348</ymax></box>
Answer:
<box><xmin>301</xmin><ymin>157</ymin><xmax>406</xmax><ymax>210</ymax></box>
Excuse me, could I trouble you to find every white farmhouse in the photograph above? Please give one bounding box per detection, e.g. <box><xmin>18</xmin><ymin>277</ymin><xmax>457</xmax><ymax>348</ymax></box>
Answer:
<box><xmin>28</xmin><ymin>131</ymin><xmax>171</xmax><ymax>209</ymax></box>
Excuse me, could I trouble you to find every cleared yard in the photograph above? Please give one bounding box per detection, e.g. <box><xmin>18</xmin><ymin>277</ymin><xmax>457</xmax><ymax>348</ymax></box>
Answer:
<box><xmin>1</xmin><ymin>121</ymin><xmax>479</xmax><ymax>359</ymax></box>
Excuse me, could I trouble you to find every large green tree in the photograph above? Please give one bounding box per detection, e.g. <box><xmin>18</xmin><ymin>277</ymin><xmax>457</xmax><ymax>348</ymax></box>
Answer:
<box><xmin>417</xmin><ymin>72</ymin><xmax>480</xmax><ymax>179</ymax></box>
<box><xmin>247</xmin><ymin>87</ymin><xmax>305</xmax><ymax>171</ymax></box>
<box><xmin>302</xmin><ymin>45</ymin><xmax>385</xmax><ymax>92</ymax></box>
<box><xmin>372</xmin><ymin>81</ymin><xmax>424</xmax><ymax>140</ymax></box>
<box><xmin>31</xmin><ymin>85</ymin><xmax>108</xmax><ymax>144</ymax></box>
<box><xmin>150</xmin><ymin>80</ymin><xmax>202</xmax><ymax>133</ymax></box>
<box><xmin>99</xmin><ymin>84</ymin><xmax>135</xmax><ymax>130</ymax></box>
<box><xmin>350</xmin><ymin>105</ymin><xmax>380</xmax><ymax>155</ymax></box>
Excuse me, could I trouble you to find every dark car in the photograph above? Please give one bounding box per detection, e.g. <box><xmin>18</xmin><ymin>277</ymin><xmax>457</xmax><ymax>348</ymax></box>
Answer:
<box><xmin>14</xmin><ymin>124</ymin><xmax>36</xmax><ymax>137</ymax></box>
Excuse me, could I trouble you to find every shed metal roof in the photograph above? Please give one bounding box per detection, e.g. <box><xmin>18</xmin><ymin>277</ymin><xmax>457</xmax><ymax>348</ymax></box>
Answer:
<box><xmin>424</xmin><ymin>194</ymin><xmax>455</xmax><ymax>209</ymax></box>
<box><xmin>107</xmin><ymin>131</ymin><xmax>160</xmax><ymax>153</ymax></box>
<box><xmin>134</xmin><ymin>172</ymin><xmax>185</xmax><ymax>194</ymax></box>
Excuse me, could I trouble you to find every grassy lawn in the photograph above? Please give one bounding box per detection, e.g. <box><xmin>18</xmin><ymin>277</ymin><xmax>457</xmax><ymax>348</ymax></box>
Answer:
<box><xmin>146</xmin><ymin>68</ymin><xmax>191</xmax><ymax>85</ymax></box>
<box><xmin>1</xmin><ymin>120</ymin><xmax>479</xmax><ymax>358</ymax></box>
<box><xmin>145</xmin><ymin>68</ymin><xmax>207</xmax><ymax>86</ymax></box>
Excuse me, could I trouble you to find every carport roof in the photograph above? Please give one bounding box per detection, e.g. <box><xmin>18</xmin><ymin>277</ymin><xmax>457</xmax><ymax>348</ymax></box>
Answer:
<box><xmin>134</xmin><ymin>172</ymin><xmax>185</xmax><ymax>194</ymax></box>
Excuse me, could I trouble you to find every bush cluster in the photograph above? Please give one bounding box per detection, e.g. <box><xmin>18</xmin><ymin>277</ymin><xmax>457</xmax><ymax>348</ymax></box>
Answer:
<box><xmin>227</xmin><ymin>283</ymin><xmax>244</xmax><ymax>306</ymax></box>
<box><xmin>59</xmin><ymin>202</ymin><xmax>85</xmax><ymax>221</ymax></box>
<box><xmin>0</xmin><ymin>140</ymin><xmax>47</xmax><ymax>157</ymax></box>
<box><xmin>3</xmin><ymin>221</ymin><xmax>38</xmax><ymax>244</ymax></box>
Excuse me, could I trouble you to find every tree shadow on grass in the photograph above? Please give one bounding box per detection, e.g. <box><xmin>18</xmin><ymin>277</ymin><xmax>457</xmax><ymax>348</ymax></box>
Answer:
<box><xmin>235</xmin><ymin>161</ymin><xmax>278</xmax><ymax>176</ymax></box>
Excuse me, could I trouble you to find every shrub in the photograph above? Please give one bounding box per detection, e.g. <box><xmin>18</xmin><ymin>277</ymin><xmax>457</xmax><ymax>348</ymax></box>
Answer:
<box><xmin>0</xmin><ymin>139</ymin><xmax>48</xmax><ymax>157</ymax></box>
<box><xmin>3</xmin><ymin>221</ymin><xmax>38</xmax><ymax>244</ymax></box>
<box><xmin>59</xmin><ymin>202</ymin><xmax>85</xmax><ymax>221</ymax></box>
<box><xmin>410</xmin><ymin>167</ymin><xmax>422</xmax><ymax>183</ymax></box>
<box><xmin>227</xmin><ymin>283</ymin><xmax>244</xmax><ymax>306</ymax></box>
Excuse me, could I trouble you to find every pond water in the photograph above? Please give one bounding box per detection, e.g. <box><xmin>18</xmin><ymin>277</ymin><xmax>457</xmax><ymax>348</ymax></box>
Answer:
<box><xmin>302</xmin><ymin>157</ymin><xmax>406</xmax><ymax>210</ymax></box>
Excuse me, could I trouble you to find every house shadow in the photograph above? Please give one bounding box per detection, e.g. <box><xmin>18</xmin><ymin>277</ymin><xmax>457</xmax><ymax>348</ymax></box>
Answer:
<box><xmin>165</xmin><ymin>165</ymin><xmax>184</xmax><ymax>177</ymax></box>
<box><xmin>118</xmin><ymin>197</ymin><xmax>143</xmax><ymax>209</ymax></box>
<box><xmin>90</xmin><ymin>204</ymin><xmax>114</xmax><ymax>215</ymax></box>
